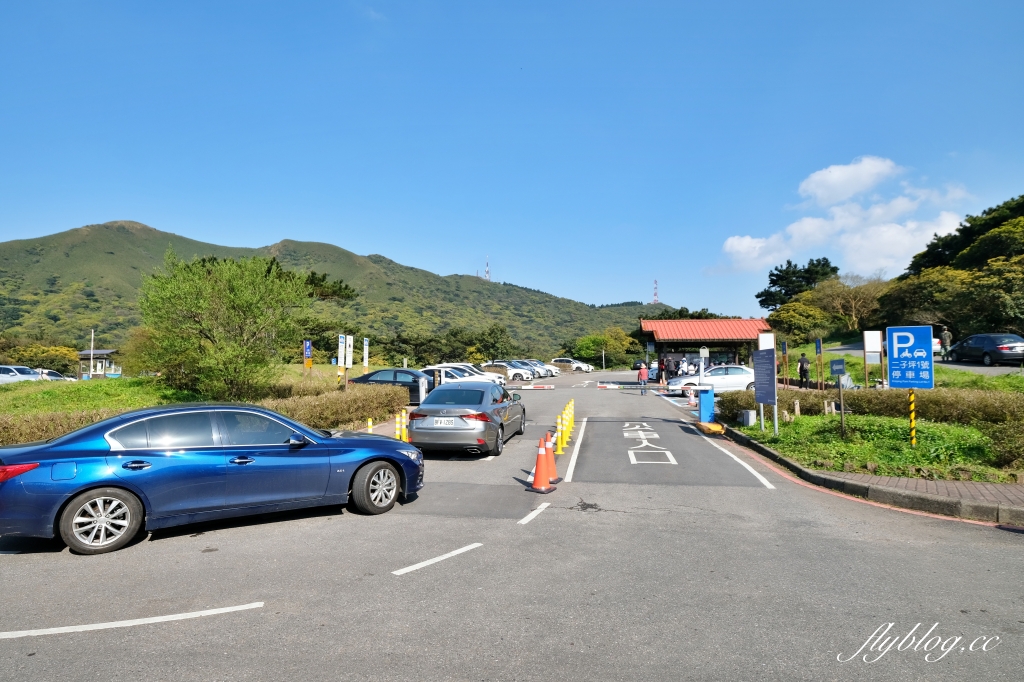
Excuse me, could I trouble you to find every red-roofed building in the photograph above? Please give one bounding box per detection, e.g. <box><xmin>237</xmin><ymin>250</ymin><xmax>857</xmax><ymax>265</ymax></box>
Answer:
<box><xmin>638</xmin><ymin>318</ymin><xmax>771</xmax><ymax>368</ymax></box>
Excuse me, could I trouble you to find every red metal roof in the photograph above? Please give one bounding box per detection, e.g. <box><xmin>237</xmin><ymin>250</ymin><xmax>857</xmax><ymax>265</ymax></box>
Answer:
<box><xmin>640</xmin><ymin>318</ymin><xmax>770</xmax><ymax>342</ymax></box>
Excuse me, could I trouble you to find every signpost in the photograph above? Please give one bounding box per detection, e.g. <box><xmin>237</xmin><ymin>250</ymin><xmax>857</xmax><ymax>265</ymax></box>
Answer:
<box><xmin>781</xmin><ymin>340</ymin><xmax>789</xmax><ymax>388</ymax></box>
<box><xmin>303</xmin><ymin>339</ymin><xmax>313</xmax><ymax>372</ymax></box>
<box><xmin>830</xmin><ymin>358</ymin><xmax>847</xmax><ymax>437</ymax></box>
<box><xmin>345</xmin><ymin>336</ymin><xmax>354</xmax><ymax>369</ymax></box>
<box><xmin>863</xmin><ymin>330</ymin><xmax>883</xmax><ymax>388</ymax></box>
<box><xmin>814</xmin><ymin>338</ymin><xmax>824</xmax><ymax>390</ymax></box>
<box><xmin>886</xmin><ymin>325</ymin><xmax>935</xmax><ymax>447</ymax></box>
<box><xmin>752</xmin><ymin>348</ymin><xmax>777</xmax><ymax>435</ymax></box>
<box><xmin>337</xmin><ymin>334</ymin><xmax>347</xmax><ymax>387</ymax></box>
<box><xmin>363</xmin><ymin>338</ymin><xmax>369</xmax><ymax>368</ymax></box>
<box><xmin>699</xmin><ymin>346</ymin><xmax>709</xmax><ymax>384</ymax></box>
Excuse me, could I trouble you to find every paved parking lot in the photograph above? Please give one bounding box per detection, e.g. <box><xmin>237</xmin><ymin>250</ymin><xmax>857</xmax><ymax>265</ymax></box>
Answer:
<box><xmin>2</xmin><ymin>372</ymin><xmax>1022</xmax><ymax>680</ymax></box>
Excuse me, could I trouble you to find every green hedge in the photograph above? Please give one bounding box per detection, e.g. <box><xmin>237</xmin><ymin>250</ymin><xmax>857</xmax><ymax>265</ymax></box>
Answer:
<box><xmin>0</xmin><ymin>384</ymin><xmax>409</xmax><ymax>446</ymax></box>
<box><xmin>717</xmin><ymin>388</ymin><xmax>1024</xmax><ymax>424</ymax></box>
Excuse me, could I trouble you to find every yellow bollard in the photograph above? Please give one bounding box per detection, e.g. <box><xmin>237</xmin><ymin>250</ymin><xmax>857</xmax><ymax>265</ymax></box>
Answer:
<box><xmin>367</xmin><ymin>418</ymin><xmax>373</xmax><ymax>433</ymax></box>
<box><xmin>563</xmin><ymin>409</ymin><xmax>571</xmax><ymax>442</ymax></box>
<box><xmin>401</xmin><ymin>408</ymin><xmax>409</xmax><ymax>442</ymax></box>
<box><xmin>394</xmin><ymin>414</ymin><xmax>401</xmax><ymax>440</ymax></box>
<box><xmin>555</xmin><ymin>415</ymin><xmax>565</xmax><ymax>454</ymax></box>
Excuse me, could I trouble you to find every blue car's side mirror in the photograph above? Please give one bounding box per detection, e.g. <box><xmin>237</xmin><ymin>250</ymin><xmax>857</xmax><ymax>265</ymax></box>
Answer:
<box><xmin>289</xmin><ymin>433</ymin><xmax>307</xmax><ymax>446</ymax></box>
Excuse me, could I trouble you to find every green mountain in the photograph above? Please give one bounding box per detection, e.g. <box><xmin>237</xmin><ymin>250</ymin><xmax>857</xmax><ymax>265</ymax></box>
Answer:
<box><xmin>0</xmin><ymin>221</ymin><xmax>668</xmax><ymax>354</ymax></box>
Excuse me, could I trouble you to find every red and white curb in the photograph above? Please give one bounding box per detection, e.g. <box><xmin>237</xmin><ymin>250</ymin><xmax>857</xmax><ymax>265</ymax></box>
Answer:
<box><xmin>516</xmin><ymin>384</ymin><xmax>555</xmax><ymax>390</ymax></box>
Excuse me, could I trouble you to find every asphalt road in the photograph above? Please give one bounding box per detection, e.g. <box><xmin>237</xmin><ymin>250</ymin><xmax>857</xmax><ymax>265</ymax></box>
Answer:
<box><xmin>1</xmin><ymin>370</ymin><xmax>1022</xmax><ymax>680</ymax></box>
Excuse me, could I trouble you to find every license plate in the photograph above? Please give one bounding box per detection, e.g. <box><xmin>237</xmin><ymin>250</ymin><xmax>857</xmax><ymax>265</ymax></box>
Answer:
<box><xmin>433</xmin><ymin>417</ymin><xmax>455</xmax><ymax>427</ymax></box>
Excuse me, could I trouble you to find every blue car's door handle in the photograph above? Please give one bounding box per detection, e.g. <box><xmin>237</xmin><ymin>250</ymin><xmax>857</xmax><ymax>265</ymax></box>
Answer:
<box><xmin>230</xmin><ymin>457</ymin><xmax>256</xmax><ymax>465</ymax></box>
<box><xmin>122</xmin><ymin>461</ymin><xmax>151</xmax><ymax>471</ymax></box>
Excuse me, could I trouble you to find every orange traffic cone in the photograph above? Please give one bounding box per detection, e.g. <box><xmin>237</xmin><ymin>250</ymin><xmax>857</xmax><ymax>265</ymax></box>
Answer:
<box><xmin>544</xmin><ymin>433</ymin><xmax>562</xmax><ymax>484</ymax></box>
<box><xmin>527</xmin><ymin>439</ymin><xmax>556</xmax><ymax>494</ymax></box>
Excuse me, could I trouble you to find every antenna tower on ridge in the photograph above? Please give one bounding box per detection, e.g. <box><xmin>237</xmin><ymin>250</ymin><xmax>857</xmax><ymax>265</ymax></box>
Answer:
<box><xmin>485</xmin><ymin>256</ymin><xmax>490</xmax><ymax>282</ymax></box>
<box><xmin>652</xmin><ymin>279</ymin><xmax>659</xmax><ymax>304</ymax></box>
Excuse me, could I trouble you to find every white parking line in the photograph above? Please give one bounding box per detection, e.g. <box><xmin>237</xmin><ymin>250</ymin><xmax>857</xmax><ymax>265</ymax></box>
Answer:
<box><xmin>564</xmin><ymin>417</ymin><xmax>588</xmax><ymax>482</ymax></box>
<box><xmin>392</xmin><ymin>543</ymin><xmax>483</xmax><ymax>576</ymax></box>
<box><xmin>682</xmin><ymin>423</ymin><xmax>776</xmax><ymax>489</ymax></box>
<box><xmin>517</xmin><ymin>503</ymin><xmax>550</xmax><ymax>525</ymax></box>
<box><xmin>0</xmin><ymin>602</ymin><xmax>264</xmax><ymax>640</ymax></box>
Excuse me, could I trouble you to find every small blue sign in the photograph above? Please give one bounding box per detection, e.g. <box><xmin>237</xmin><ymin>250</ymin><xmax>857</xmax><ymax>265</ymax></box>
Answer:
<box><xmin>830</xmin><ymin>358</ymin><xmax>846</xmax><ymax>376</ymax></box>
<box><xmin>886</xmin><ymin>325</ymin><xmax>934</xmax><ymax>389</ymax></box>
<box><xmin>303</xmin><ymin>340</ymin><xmax>312</xmax><ymax>359</ymax></box>
<box><xmin>752</xmin><ymin>348</ymin><xmax>777</xmax><ymax>406</ymax></box>
<box><xmin>815</xmin><ymin>338</ymin><xmax>823</xmax><ymax>356</ymax></box>
<box><xmin>781</xmin><ymin>341</ymin><xmax>788</xmax><ymax>355</ymax></box>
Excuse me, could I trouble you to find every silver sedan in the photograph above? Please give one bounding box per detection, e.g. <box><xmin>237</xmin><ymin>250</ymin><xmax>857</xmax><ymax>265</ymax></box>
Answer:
<box><xmin>408</xmin><ymin>382</ymin><xmax>526</xmax><ymax>456</ymax></box>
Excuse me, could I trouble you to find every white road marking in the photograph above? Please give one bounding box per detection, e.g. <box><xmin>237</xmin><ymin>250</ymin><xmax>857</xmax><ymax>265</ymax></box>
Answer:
<box><xmin>682</xmin><ymin>423</ymin><xmax>776</xmax><ymax>489</ymax></box>
<box><xmin>0</xmin><ymin>602</ymin><xmax>264</xmax><ymax>640</ymax></box>
<box><xmin>628</xmin><ymin>449</ymin><xmax>677</xmax><ymax>464</ymax></box>
<box><xmin>623</xmin><ymin>431</ymin><xmax>659</xmax><ymax>438</ymax></box>
<box><xmin>483</xmin><ymin>455</ymin><xmax>495</xmax><ymax>461</ymax></box>
<box><xmin>392</xmin><ymin>543</ymin><xmax>483</xmax><ymax>576</ymax></box>
<box><xmin>564</xmin><ymin>416</ymin><xmax>588</xmax><ymax>482</ymax></box>
<box><xmin>517</xmin><ymin>503</ymin><xmax>550</xmax><ymax>525</ymax></box>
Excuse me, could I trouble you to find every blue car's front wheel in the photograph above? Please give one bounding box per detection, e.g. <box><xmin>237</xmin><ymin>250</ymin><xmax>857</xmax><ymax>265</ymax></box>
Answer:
<box><xmin>351</xmin><ymin>462</ymin><xmax>399</xmax><ymax>515</ymax></box>
<box><xmin>59</xmin><ymin>488</ymin><xmax>144</xmax><ymax>555</ymax></box>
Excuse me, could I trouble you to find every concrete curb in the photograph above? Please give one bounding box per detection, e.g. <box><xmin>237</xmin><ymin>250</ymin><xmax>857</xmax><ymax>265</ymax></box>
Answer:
<box><xmin>721</xmin><ymin>424</ymin><xmax>1024</xmax><ymax>525</ymax></box>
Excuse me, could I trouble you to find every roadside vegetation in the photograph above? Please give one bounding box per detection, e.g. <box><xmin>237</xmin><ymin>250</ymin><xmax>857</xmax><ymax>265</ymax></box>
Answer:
<box><xmin>719</xmin><ymin>388</ymin><xmax>1024</xmax><ymax>481</ymax></box>
<box><xmin>0</xmin><ymin>376</ymin><xmax>407</xmax><ymax>446</ymax></box>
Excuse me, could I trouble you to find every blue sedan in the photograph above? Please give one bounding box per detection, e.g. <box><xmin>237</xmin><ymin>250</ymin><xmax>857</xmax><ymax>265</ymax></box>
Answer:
<box><xmin>0</xmin><ymin>404</ymin><xmax>424</xmax><ymax>554</ymax></box>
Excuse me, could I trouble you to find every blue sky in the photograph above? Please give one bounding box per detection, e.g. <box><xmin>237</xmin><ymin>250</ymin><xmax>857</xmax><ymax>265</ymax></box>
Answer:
<box><xmin>2</xmin><ymin>1</ymin><xmax>1022</xmax><ymax>316</ymax></box>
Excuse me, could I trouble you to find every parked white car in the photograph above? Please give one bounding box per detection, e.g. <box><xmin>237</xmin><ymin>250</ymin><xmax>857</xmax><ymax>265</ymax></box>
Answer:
<box><xmin>0</xmin><ymin>365</ymin><xmax>42</xmax><ymax>384</ymax></box>
<box><xmin>667</xmin><ymin>364</ymin><xmax>755</xmax><ymax>393</ymax></box>
<box><xmin>520</xmin><ymin>359</ymin><xmax>553</xmax><ymax>378</ymax></box>
<box><xmin>525</xmin><ymin>359</ymin><xmax>560</xmax><ymax>377</ymax></box>
<box><xmin>489</xmin><ymin>361</ymin><xmax>534</xmax><ymax>382</ymax></box>
<box><xmin>35</xmin><ymin>368</ymin><xmax>76</xmax><ymax>381</ymax></box>
<box><xmin>423</xmin><ymin>365</ymin><xmax>504</xmax><ymax>386</ymax></box>
<box><xmin>551</xmin><ymin>357</ymin><xmax>592</xmax><ymax>373</ymax></box>
<box><xmin>435</xmin><ymin>363</ymin><xmax>507</xmax><ymax>385</ymax></box>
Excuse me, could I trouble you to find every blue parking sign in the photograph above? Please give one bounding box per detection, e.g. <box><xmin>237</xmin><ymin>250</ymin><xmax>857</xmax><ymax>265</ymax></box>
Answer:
<box><xmin>830</xmin><ymin>358</ymin><xmax>846</xmax><ymax>376</ymax></box>
<box><xmin>886</xmin><ymin>326</ymin><xmax>934</xmax><ymax>389</ymax></box>
<box><xmin>303</xmin><ymin>340</ymin><xmax>312</xmax><ymax>359</ymax></box>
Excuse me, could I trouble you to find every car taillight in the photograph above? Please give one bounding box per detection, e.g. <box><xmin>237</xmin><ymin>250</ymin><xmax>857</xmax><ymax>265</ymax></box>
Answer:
<box><xmin>408</xmin><ymin>412</ymin><xmax>427</xmax><ymax>420</ymax></box>
<box><xmin>997</xmin><ymin>345</ymin><xmax>1011</xmax><ymax>351</ymax></box>
<box><xmin>462</xmin><ymin>413</ymin><xmax>491</xmax><ymax>422</ymax></box>
<box><xmin>0</xmin><ymin>463</ymin><xmax>39</xmax><ymax>483</ymax></box>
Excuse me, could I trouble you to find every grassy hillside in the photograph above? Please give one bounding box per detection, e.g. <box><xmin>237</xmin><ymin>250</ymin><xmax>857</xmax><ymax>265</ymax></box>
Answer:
<box><xmin>0</xmin><ymin>221</ymin><xmax>667</xmax><ymax>353</ymax></box>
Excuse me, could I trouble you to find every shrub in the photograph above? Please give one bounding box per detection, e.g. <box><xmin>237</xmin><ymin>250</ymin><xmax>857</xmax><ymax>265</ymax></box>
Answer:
<box><xmin>717</xmin><ymin>387</ymin><xmax>1024</xmax><ymax>424</ymax></box>
<box><xmin>260</xmin><ymin>384</ymin><xmax>409</xmax><ymax>431</ymax></box>
<box><xmin>3</xmin><ymin>344</ymin><xmax>80</xmax><ymax>375</ymax></box>
<box><xmin>0</xmin><ymin>385</ymin><xmax>407</xmax><ymax>446</ymax></box>
<box><xmin>0</xmin><ymin>409</ymin><xmax>121</xmax><ymax>446</ymax></box>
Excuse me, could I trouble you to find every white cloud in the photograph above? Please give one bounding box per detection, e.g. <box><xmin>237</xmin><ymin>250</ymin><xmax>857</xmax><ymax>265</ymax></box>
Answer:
<box><xmin>722</xmin><ymin>234</ymin><xmax>790</xmax><ymax>271</ymax></box>
<box><xmin>798</xmin><ymin>156</ymin><xmax>901</xmax><ymax>206</ymax></box>
<box><xmin>721</xmin><ymin>157</ymin><xmax>966</xmax><ymax>277</ymax></box>
<box><xmin>838</xmin><ymin>211</ymin><xmax>960</xmax><ymax>273</ymax></box>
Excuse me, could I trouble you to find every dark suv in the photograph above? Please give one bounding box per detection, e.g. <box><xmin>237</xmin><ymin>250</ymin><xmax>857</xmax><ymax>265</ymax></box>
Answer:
<box><xmin>947</xmin><ymin>334</ymin><xmax>1024</xmax><ymax>366</ymax></box>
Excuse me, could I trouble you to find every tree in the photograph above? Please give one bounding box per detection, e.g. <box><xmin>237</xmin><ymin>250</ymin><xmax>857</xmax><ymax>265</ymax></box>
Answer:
<box><xmin>806</xmin><ymin>275</ymin><xmax>889</xmax><ymax>332</ymax></box>
<box><xmin>906</xmin><ymin>195</ymin><xmax>1024</xmax><ymax>275</ymax></box>
<box><xmin>302</xmin><ymin>271</ymin><xmax>357</xmax><ymax>301</ymax></box>
<box><xmin>135</xmin><ymin>251</ymin><xmax>312</xmax><ymax>399</ymax></box>
<box><xmin>952</xmin><ymin>217</ymin><xmax>1024</xmax><ymax>270</ymax></box>
<box><xmin>755</xmin><ymin>257</ymin><xmax>839</xmax><ymax>310</ymax></box>
<box><xmin>3</xmin><ymin>344</ymin><xmax>79</xmax><ymax>375</ymax></box>
<box><xmin>645</xmin><ymin>306</ymin><xmax>732</xmax><ymax>321</ymax></box>
<box><xmin>766</xmin><ymin>302</ymin><xmax>834</xmax><ymax>339</ymax></box>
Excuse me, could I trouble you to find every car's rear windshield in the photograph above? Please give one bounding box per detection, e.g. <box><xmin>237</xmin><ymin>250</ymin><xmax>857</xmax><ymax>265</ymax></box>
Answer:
<box><xmin>992</xmin><ymin>335</ymin><xmax>1024</xmax><ymax>344</ymax></box>
<box><xmin>13</xmin><ymin>367</ymin><xmax>36</xmax><ymax>375</ymax></box>
<box><xmin>421</xmin><ymin>389</ymin><xmax>485</xmax><ymax>405</ymax></box>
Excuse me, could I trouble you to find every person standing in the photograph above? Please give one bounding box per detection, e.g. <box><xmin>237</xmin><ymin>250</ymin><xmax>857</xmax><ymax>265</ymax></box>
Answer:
<box><xmin>797</xmin><ymin>352</ymin><xmax>811</xmax><ymax>389</ymax></box>
<box><xmin>637</xmin><ymin>363</ymin><xmax>649</xmax><ymax>395</ymax></box>
<box><xmin>940</xmin><ymin>326</ymin><xmax>953</xmax><ymax>360</ymax></box>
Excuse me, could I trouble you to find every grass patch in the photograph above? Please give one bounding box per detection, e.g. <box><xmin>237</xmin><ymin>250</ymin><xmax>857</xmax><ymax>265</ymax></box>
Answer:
<box><xmin>737</xmin><ymin>414</ymin><xmax>1016</xmax><ymax>482</ymax></box>
<box><xmin>777</xmin><ymin>339</ymin><xmax>1024</xmax><ymax>393</ymax></box>
<box><xmin>0</xmin><ymin>378</ymin><xmax>200</xmax><ymax>416</ymax></box>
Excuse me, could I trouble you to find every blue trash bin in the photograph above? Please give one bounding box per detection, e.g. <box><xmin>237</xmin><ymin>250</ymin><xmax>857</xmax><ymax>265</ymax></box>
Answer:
<box><xmin>698</xmin><ymin>386</ymin><xmax>715</xmax><ymax>423</ymax></box>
